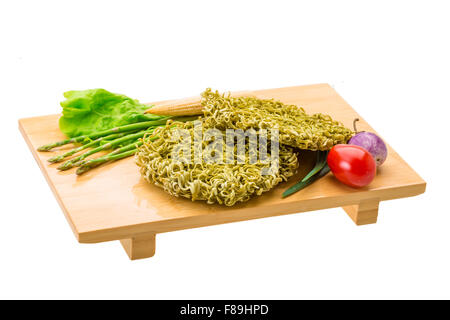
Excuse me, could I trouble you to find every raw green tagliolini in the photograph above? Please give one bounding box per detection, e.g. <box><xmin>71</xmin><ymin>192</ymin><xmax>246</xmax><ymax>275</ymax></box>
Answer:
<box><xmin>135</xmin><ymin>121</ymin><xmax>299</xmax><ymax>206</ymax></box>
<box><xmin>201</xmin><ymin>88</ymin><xmax>353</xmax><ymax>151</ymax></box>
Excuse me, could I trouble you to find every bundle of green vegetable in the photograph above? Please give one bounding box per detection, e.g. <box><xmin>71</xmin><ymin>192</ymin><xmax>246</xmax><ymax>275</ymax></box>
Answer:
<box><xmin>37</xmin><ymin>89</ymin><xmax>190</xmax><ymax>175</ymax></box>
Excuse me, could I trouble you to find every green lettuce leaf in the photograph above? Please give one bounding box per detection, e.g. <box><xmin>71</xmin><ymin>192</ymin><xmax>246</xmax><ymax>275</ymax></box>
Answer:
<box><xmin>59</xmin><ymin>88</ymin><xmax>161</xmax><ymax>137</ymax></box>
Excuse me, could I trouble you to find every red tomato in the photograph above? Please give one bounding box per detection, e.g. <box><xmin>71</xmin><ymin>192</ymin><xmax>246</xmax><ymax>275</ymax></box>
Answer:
<box><xmin>327</xmin><ymin>144</ymin><xmax>376</xmax><ymax>188</ymax></box>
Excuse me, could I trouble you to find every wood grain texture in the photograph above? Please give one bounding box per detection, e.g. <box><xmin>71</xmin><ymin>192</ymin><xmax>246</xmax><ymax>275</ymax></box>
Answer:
<box><xmin>120</xmin><ymin>233</ymin><xmax>156</xmax><ymax>260</ymax></box>
<box><xmin>342</xmin><ymin>198</ymin><xmax>380</xmax><ymax>225</ymax></box>
<box><xmin>19</xmin><ymin>84</ymin><xmax>426</xmax><ymax>247</ymax></box>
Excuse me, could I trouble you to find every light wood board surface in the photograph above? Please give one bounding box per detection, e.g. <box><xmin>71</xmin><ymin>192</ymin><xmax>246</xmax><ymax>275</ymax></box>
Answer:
<box><xmin>19</xmin><ymin>84</ymin><xmax>426</xmax><ymax>246</ymax></box>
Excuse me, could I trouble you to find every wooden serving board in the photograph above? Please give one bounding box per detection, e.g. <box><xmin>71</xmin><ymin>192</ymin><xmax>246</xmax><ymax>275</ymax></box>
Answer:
<box><xmin>19</xmin><ymin>84</ymin><xmax>426</xmax><ymax>260</ymax></box>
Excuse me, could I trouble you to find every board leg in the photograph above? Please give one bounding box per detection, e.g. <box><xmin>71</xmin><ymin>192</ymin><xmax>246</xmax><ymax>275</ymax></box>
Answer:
<box><xmin>120</xmin><ymin>233</ymin><xmax>156</xmax><ymax>260</ymax></box>
<box><xmin>342</xmin><ymin>198</ymin><xmax>380</xmax><ymax>226</ymax></box>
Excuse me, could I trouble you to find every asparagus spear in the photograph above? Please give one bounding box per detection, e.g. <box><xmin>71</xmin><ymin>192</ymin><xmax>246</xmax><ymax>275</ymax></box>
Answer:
<box><xmin>37</xmin><ymin>119</ymin><xmax>167</xmax><ymax>151</ymax></box>
<box><xmin>75</xmin><ymin>149</ymin><xmax>138</xmax><ymax>175</ymax></box>
<box><xmin>57</xmin><ymin>128</ymin><xmax>155</xmax><ymax>171</ymax></box>
<box><xmin>75</xmin><ymin>133</ymin><xmax>160</xmax><ymax>174</ymax></box>
<box><xmin>47</xmin><ymin>132</ymin><xmax>128</xmax><ymax>163</ymax></box>
<box><xmin>77</xmin><ymin>139</ymin><xmax>142</xmax><ymax>167</ymax></box>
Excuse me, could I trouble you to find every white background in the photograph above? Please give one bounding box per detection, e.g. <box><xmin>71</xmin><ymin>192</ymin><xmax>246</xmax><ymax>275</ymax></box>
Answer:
<box><xmin>1</xmin><ymin>0</ymin><xmax>448</xmax><ymax>299</ymax></box>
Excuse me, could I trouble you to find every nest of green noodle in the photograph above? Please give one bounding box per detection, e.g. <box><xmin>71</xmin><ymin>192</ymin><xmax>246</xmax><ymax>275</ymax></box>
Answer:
<box><xmin>201</xmin><ymin>88</ymin><xmax>353</xmax><ymax>151</ymax></box>
<box><xmin>135</xmin><ymin>121</ymin><xmax>299</xmax><ymax>206</ymax></box>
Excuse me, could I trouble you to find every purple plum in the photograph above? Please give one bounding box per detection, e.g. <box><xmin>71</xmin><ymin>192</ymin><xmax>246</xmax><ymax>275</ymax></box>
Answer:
<box><xmin>348</xmin><ymin>131</ymin><xmax>387</xmax><ymax>167</ymax></box>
